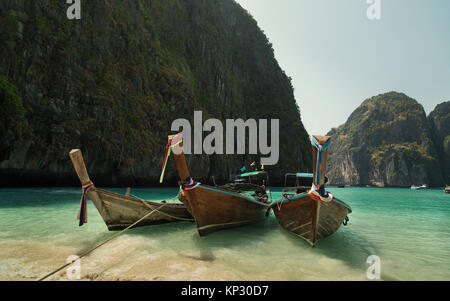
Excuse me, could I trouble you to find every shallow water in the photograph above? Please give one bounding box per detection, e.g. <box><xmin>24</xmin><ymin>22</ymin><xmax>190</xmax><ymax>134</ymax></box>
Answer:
<box><xmin>0</xmin><ymin>187</ymin><xmax>449</xmax><ymax>281</ymax></box>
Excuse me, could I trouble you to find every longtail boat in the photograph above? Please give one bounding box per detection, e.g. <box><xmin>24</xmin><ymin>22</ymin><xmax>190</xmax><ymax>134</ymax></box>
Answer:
<box><xmin>270</xmin><ymin>135</ymin><xmax>352</xmax><ymax>246</ymax></box>
<box><xmin>220</xmin><ymin>170</ymin><xmax>269</xmax><ymax>199</ymax></box>
<box><xmin>69</xmin><ymin>149</ymin><xmax>192</xmax><ymax>230</ymax></box>
<box><xmin>161</xmin><ymin>133</ymin><xmax>271</xmax><ymax>236</ymax></box>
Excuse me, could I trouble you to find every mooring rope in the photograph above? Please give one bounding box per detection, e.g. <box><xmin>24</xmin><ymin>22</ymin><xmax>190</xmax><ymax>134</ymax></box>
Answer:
<box><xmin>131</xmin><ymin>194</ymin><xmax>194</xmax><ymax>222</ymax></box>
<box><xmin>36</xmin><ymin>202</ymin><xmax>168</xmax><ymax>281</ymax></box>
<box><xmin>130</xmin><ymin>192</ymin><xmax>179</xmax><ymax>203</ymax></box>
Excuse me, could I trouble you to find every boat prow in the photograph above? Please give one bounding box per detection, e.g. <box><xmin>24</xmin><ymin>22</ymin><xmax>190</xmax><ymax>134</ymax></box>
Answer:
<box><xmin>271</xmin><ymin>193</ymin><xmax>351</xmax><ymax>246</ymax></box>
<box><xmin>270</xmin><ymin>135</ymin><xmax>352</xmax><ymax>246</ymax></box>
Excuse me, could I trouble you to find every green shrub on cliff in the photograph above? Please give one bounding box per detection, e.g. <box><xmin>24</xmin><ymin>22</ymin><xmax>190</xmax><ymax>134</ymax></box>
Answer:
<box><xmin>0</xmin><ymin>74</ymin><xmax>28</xmax><ymax>140</ymax></box>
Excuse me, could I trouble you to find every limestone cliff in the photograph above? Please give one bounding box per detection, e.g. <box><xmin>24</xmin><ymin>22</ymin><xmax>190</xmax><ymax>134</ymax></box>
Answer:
<box><xmin>0</xmin><ymin>0</ymin><xmax>311</xmax><ymax>187</ymax></box>
<box><xmin>326</xmin><ymin>92</ymin><xmax>444</xmax><ymax>187</ymax></box>
<box><xmin>428</xmin><ymin>101</ymin><xmax>450</xmax><ymax>184</ymax></box>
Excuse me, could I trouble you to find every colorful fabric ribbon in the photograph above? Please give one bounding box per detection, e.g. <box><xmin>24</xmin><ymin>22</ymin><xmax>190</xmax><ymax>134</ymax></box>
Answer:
<box><xmin>78</xmin><ymin>181</ymin><xmax>94</xmax><ymax>226</ymax></box>
<box><xmin>159</xmin><ymin>135</ymin><xmax>183</xmax><ymax>183</ymax></box>
<box><xmin>311</xmin><ymin>136</ymin><xmax>331</xmax><ymax>186</ymax></box>
<box><xmin>309</xmin><ymin>136</ymin><xmax>333</xmax><ymax>203</ymax></box>
<box><xmin>159</xmin><ymin>143</ymin><xmax>172</xmax><ymax>183</ymax></box>
<box><xmin>308</xmin><ymin>183</ymin><xmax>334</xmax><ymax>203</ymax></box>
<box><xmin>181</xmin><ymin>177</ymin><xmax>200</xmax><ymax>191</ymax></box>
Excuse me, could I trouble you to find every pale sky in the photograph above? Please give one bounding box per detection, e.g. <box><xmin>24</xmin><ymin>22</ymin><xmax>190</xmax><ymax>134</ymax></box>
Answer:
<box><xmin>235</xmin><ymin>0</ymin><xmax>450</xmax><ymax>135</ymax></box>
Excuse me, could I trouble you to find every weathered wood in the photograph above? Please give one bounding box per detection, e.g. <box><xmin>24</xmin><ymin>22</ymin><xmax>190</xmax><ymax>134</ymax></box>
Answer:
<box><xmin>69</xmin><ymin>149</ymin><xmax>192</xmax><ymax>230</ymax></box>
<box><xmin>271</xmin><ymin>135</ymin><xmax>351</xmax><ymax>246</ymax></box>
<box><xmin>169</xmin><ymin>134</ymin><xmax>190</xmax><ymax>182</ymax></box>
<box><xmin>69</xmin><ymin>149</ymin><xmax>91</xmax><ymax>185</ymax></box>
<box><xmin>169</xmin><ymin>133</ymin><xmax>270</xmax><ymax>236</ymax></box>
<box><xmin>93</xmin><ymin>188</ymin><xmax>192</xmax><ymax>230</ymax></box>
<box><xmin>70</xmin><ymin>149</ymin><xmax>109</xmax><ymax>222</ymax></box>
<box><xmin>312</xmin><ymin>135</ymin><xmax>331</xmax><ymax>145</ymax></box>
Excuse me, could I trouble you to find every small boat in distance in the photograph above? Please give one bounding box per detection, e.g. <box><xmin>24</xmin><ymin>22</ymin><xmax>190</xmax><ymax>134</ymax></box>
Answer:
<box><xmin>69</xmin><ymin>149</ymin><xmax>192</xmax><ymax>230</ymax></box>
<box><xmin>270</xmin><ymin>135</ymin><xmax>352</xmax><ymax>246</ymax></box>
<box><xmin>411</xmin><ymin>184</ymin><xmax>428</xmax><ymax>190</ymax></box>
<box><xmin>220</xmin><ymin>170</ymin><xmax>269</xmax><ymax>200</ymax></box>
<box><xmin>445</xmin><ymin>185</ymin><xmax>450</xmax><ymax>194</ymax></box>
<box><xmin>163</xmin><ymin>133</ymin><xmax>271</xmax><ymax>236</ymax></box>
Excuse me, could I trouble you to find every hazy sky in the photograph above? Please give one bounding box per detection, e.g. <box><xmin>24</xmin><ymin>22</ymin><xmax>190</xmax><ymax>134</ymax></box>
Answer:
<box><xmin>235</xmin><ymin>0</ymin><xmax>450</xmax><ymax>135</ymax></box>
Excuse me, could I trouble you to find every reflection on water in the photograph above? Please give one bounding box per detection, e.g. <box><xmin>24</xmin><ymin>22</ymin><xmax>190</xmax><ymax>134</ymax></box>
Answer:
<box><xmin>0</xmin><ymin>187</ymin><xmax>449</xmax><ymax>280</ymax></box>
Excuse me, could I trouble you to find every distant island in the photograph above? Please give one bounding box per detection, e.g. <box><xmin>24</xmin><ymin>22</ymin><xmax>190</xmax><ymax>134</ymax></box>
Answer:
<box><xmin>326</xmin><ymin>92</ymin><xmax>449</xmax><ymax>188</ymax></box>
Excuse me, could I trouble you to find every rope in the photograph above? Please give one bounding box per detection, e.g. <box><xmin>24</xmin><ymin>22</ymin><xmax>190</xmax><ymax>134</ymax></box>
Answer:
<box><xmin>130</xmin><ymin>194</ymin><xmax>194</xmax><ymax>222</ymax></box>
<box><xmin>36</xmin><ymin>202</ymin><xmax>168</xmax><ymax>281</ymax></box>
<box><xmin>130</xmin><ymin>193</ymin><xmax>179</xmax><ymax>203</ymax></box>
<box><xmin>277</xmin><ymin>197</ymin><xmax>285</xmax><ymax>211</ymax></box>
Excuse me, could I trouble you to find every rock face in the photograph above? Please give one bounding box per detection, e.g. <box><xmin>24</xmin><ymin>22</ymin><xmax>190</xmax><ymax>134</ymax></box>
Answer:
<box><xmin>326</xmin><ymin>92</ymin><xmax>444</xmax><ymax>187</ymax></box>
<box><xmin>428</xmin><ymin>101</ymin><xmax>450</xmax><ymax>184</ymax></box>
<box><xmin>0</xmin><ymin>0</ymin><xmax>311</xmax><ymax>187</ymax></box>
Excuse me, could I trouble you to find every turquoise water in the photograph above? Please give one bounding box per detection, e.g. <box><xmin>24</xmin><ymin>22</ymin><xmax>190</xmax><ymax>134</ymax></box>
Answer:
<box><xmin>0</xmin><ymin>187</ymin><xmax>449</xmax><ymax>280</ymax></box>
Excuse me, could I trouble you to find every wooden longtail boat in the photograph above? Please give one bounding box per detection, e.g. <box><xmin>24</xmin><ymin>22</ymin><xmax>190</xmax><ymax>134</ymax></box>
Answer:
<box><xmin>270</xmin><ymin>135</ymin><xmax>352</xmax><ymax>246</ymax></box>
<box><xmin>69</xmin><ymin>149</ymin><xmax>192</xmax><ymax>230</ymax></box>
<box><xmin>163</xmin><ymin>134</ymin><xmax>271</xmax><ymax>236</ymax></box>
<box><xmin>220</xmin><ymin>170</ymin><xmax>269</xmax><ymax>197</ymax></box>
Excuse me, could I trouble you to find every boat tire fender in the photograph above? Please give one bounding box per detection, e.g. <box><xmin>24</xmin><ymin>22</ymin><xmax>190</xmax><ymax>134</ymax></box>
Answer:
<box><xmin>343</xmin><ymin>216</ymin><xmax>349</xmax><ymax>226</ymax></box>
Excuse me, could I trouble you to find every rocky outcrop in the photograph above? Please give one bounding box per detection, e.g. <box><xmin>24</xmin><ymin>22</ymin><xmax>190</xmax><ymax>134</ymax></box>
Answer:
<box><xmin>428</xmin><ymin>101</ymin><xmax>450</xmax><ymax>184</ymax></box>
<box><xmin>326</xmin><ymin>92</ymin><xmax>444</xmax><ymax>187</ymax></box>
<box><xmin>0</xmin><ymin>0</ymin><xmax>311</xmax><ymax>187</ymax></box>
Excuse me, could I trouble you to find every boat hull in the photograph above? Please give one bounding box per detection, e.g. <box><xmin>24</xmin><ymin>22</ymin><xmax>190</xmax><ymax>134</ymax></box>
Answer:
<box><xmin>180</xmin><ymin>184</ymin><xmax>269</xmax><ymax>236</ymax></box>
<box><xmin>87</xmin><ymin>188</ymin><xmax>192</xmax><ymax>230</ymax></box>
<box><xmin>271</xmin><ymin>194</ymin><xmax>351</xmax><ymax>246</ymax></box>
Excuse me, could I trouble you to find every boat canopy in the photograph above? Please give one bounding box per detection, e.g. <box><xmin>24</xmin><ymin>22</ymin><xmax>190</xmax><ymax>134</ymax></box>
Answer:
<box><xmin>284</xmin><ymin>172</ymin><xmax>313</xmax><ymax>188</ymax></box>
<box><xmin>296</xmin><ymin>173</ymin><xmax>313</xmax><ymax>178</ymax></box>
<box><xmin>239</xmin><ymin>171</ymin><xmax>267</xmax><ymax>177</ymax></box>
